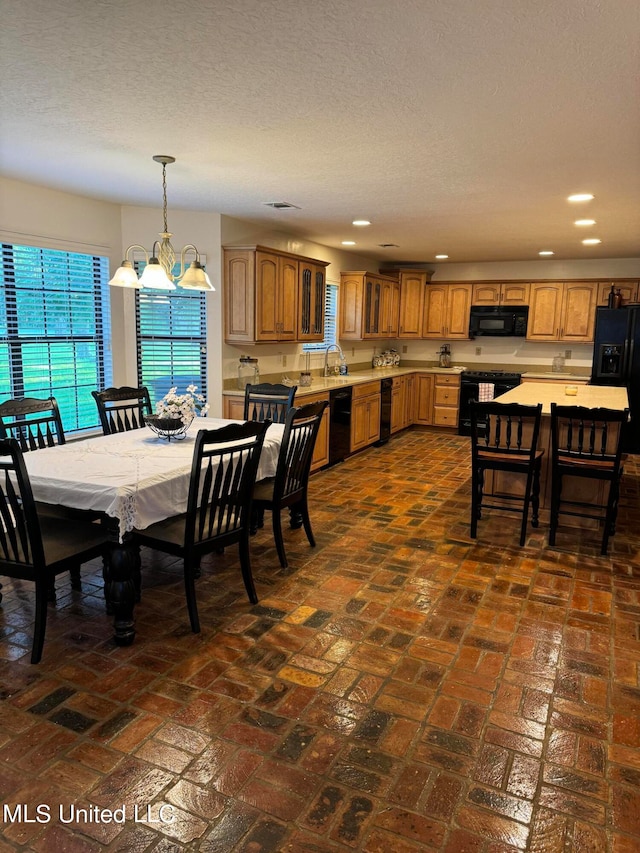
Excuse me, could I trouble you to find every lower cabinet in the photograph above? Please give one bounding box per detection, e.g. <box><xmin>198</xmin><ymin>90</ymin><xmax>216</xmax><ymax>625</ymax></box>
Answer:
<box><xmin>300</xmin><ymin>391</ymin><xmax>330</xmax><ymax>472</ymax></box>
<box><xmin>415</xmin><ymin>374</ymin><xmax>434</xmax><ymax>425</ymax></box>
<box><xmin>433</xmin><ymin>372</ymin><xmax>460</xmax><ymax>427</ymax></box>
<box><xmin>391</xmin><ymin>376</ymin><xmax>406</xmax><ymax>434</ymax></box>
<box><xmin>224</xmin><ymin>396</ymin><xmax>246</xmax><ymax>420</ymax></box>
<box><xmin>351</xmin><ymin>381</ymin><xmax>381</xmax><ymax>452</ymax></box>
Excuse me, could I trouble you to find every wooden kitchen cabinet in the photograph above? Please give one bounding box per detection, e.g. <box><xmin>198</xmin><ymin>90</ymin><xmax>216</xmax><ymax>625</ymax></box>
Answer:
<box><xmin>299</xmin><ymin>390</ymin><xmax>330</xmax><ymax>471</ymax></box>
<box><xmin>224</xmin><ymin>245</ymin><xmax>328</xmax><ymax>344</ymax></box>
<box><xmin>339</xmin><ymin>271</ymin><xmax>400</xmax><ymax>340</ymax></box>
<box><xmin>432</xmin><ymin>372</ymin><xmax>460</xmax><ymax>428</ymax></box>
<box><xmin>527</xmin><ymin>281</ymin><xmax>597</xmax><ymax>342</ymax></box>
<box><xmin>398</xmin><ymin>271</ymin><xmax>427</xmax><ymax>338</ymax></box>
<box><xmin>415</xmin><ymin>374</ymin><xmax>434</xmax><ymax>425</ymax></box>
<box><xmin>391</xmin><ymin>373</ymin><xmax>417</xmax><ymax>432</ymax></box>
<box><xmin>298</xmin><ymin>260</ymin><xmax>326</xmax><ymax>342</ymax></box>
<box><xmin>223</xmin><ymin>396</ymin><xmax>246</xmax><ymax>420</ymax></box>
<box><xmin>351</xmin><ymin>380</ymin><xmax>381</xmax><ymax>451</ymax></box>
<box><xmin>422</xmin><ymin>283</ymin><xmax>472</xmax><ymax>339</ymax></box>
<box><xmin>472</xmin><ymin>282</ymin><xmax>530</xmax><ymax>306</ymax></box>
<box><xmin>596</xmin><ymin>280</ymin><xmax>639</xmax><ymax>306</ymax></box>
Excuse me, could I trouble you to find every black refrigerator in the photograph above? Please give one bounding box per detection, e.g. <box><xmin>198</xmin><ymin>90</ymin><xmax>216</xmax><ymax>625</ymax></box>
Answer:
<box><xmin>591</xmin><ymin>306</ymin><xmax>640</xmax><ymax>453</ymax></box>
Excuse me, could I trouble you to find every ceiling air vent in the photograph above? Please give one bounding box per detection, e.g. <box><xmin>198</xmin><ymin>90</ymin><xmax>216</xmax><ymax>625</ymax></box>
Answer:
<box><xmin>263</xmin><ymin>201</ymin><xmax>301</xmax><ymax>210</ymax></box>
<box><xmin>378</xmin><ymin>243</ymin><xmax>399</xmax><ymax>248</ymax></box>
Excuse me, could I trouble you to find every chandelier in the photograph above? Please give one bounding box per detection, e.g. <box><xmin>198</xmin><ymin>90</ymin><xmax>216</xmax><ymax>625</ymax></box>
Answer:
<box><xmin>109</xmin><ymin>155</ymin><xmax>214</xmax><ymax>291</ymax></box>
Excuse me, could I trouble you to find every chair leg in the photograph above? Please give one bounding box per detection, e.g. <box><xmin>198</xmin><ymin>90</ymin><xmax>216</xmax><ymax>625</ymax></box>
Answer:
<box><xmin>239</xmin><ymin>534</ymin><xmax>258</xmax><ymax>603</ymax></box>
<box><xmin>272</xmin><ymin>508</ymin><xmax>288</xmax><ymax>569</ymax></box>
<box><xmin>520</xmin><ymin>472</ymin><xmax>533</xmax><ymax>547</ymax></box>
<box><xmin>602</xmin><ymin>477</ymin><xmax>620</xmax><ymax>556</ymax></box>
<box><xmin>531</xmin><ymin>463</ymin><xmax>541</xmax><ymax>528</ymax></box>
<box><xmin>183</xmin><ymin>561</ymin><xmax>200</xmax><ymax>634</ymax></box>
<box><xmin>32</xmin><ymin>578</ymin><xmax>49</xmax><ymax>664</ymax></box>
<box><xmin>69</xmin><ymin>564</ymin><xmax>82</xmax><ymax>590</ymax></box>
<box><xmin>549</xmin><ymin>472</ymin><xmax>561</xmax><ymax>546</ymax></box>
<box><xmin>470</xmin><ymin>465</ymin><xmax>482</xmax><ymax>539</ymax></box>
<box><xmin>299</xmin><ymin>498</ymin><xmax>316</xmax><ymax>548</ymax></box>
<box><xmin>47</xmin><ymin>580</ymin><xmax>56</xmax><ymax>603</ymax></box>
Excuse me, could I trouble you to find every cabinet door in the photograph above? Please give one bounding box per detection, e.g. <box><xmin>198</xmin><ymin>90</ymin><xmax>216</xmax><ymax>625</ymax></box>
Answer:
<box><xmin>415</xmin><ymin>374</ymin><xmax>434</xmax><ymax>424</ymax></box>
<box><xmin>255</xmin><ymin>252</ymin><xmax>280</xmax><ymax>340</ymax></box>
<box><xmin>303</xmin><ymin>392</ymin><xmax>330</xmax><ymax>472</ymax></box>
<box><xmin>560</xmin><ymin>282</ymin><xmax>597</xmax><ymax>342</ymax></box>
<box><xmin>501</xmin><ymin>283</ymin><xmax>530</xmax><ymax>305</ymax></box>
<box><xmin>390</xmin><ymin>378</ymin><xmax>404</xmax><ymax>434</ymax></box>
<box><xmin>223</xmin><ymin>396</ymin><xmax>246</xmax><ymax>420</ymax></box>
<box><xmin>398</xmin><ymin>274</ymin><xmax>426</xmax><ymax>337</ymax></box>
<box><xmin>366</xmin><ymin>396</ymin><xmax>381</xmax><ymax>444</ymax></box>
<box><xmin>298</xmin><ymin>263</ymin><xmax>325</xmax><ymax>342</ymax></box>
<box><xmin>447</xmin><ymin>284</ymin><xmax>472</xmax><ymax>337</ymax></box>
<box><xmin>351</xmin><ymin>397</ymin><xmax>370</xmax><ymax>451</ymax></box>
<box><xmin>527</xmin><ymin>283</ymin><xmax>563</xmax><ymax>341</ymax></box>
<box><xmin>382</xmin><ymin>279</ymin><xmax>400</xmax><ymax>337</ymax></box>
<box><xmin>224</xmin><ymin>250</ymin><xmax>255</xmax><ymax>342</ymax></box>
<box><xmin>340</xmin><ymin>274</ymin><xmax>365</xmax><ymax>339</ymax></box>
<box><xmin>422</xmin><ymin>285</ymin><xmax>448</xmax><ymax>337</ymax></box>
<box><xmin>278</xmin><ymin>257</ymin><xmax>298</xmax><ymax>340</ymax></box>
<box><xmin>597</xmin><ymin>281</ymin><xmax>639</xmax><ymax>306</ymax></box>
<box><xmin>472</xmin><ymin>283</ymin><xmax>501</xmax><ymax>305</ymax></box>
<box><xmin>404</xmin><ymin>374</ymin><xmax>416</xmax><ymax>427</ymax></box>
<box><xmin>364</xmin><ymin>277</ymin><xmax>383</xmax><ymax>337</ymax></box>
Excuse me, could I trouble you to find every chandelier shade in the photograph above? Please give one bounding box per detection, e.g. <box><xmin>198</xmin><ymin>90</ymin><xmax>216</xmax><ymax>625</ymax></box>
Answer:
<box><xmin>109</xmin><ymin>156</ymin><xmax>215</xmax><ymax>292</ymax></box>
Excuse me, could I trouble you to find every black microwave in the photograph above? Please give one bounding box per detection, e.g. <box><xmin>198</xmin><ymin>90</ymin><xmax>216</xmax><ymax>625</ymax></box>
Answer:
<box><xmin>469</xmin><ymin>306</ymin><xmax>529</xmax><ymax>337</ymax></box>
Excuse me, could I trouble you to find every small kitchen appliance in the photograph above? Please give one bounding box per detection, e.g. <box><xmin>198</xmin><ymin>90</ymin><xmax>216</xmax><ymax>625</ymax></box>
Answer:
<box><xmin>438</xmin><ymin>345</ymin><xmax>451</xmax><ymax>368</ymax></box>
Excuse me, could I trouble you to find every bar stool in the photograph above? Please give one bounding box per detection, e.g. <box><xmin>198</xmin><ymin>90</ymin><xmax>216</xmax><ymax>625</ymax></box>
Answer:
<box><xmin>549</xmin><ymin>404</ymin><xmax>628</xmax><ymax>555</ymax></box>
<box><xmin>469</xmin><ymin>401</ymin><xmax>544</xmax><ymax>546</ymax></box>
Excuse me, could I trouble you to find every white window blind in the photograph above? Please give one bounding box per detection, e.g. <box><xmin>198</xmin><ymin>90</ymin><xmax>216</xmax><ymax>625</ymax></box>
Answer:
<box><xmin>302</xmin><ymin>283</ymin><xmax>338</xmax><ymax>352</ymax></box>
<box><xmin>135</xmin><ymin>287</ymin><xmax>207</xmax><ymax>408</ymax></box>
<box><xmin>0</xmin><ymin>243</ymin><xmax>113</xmax><ymax>432</ymax></box>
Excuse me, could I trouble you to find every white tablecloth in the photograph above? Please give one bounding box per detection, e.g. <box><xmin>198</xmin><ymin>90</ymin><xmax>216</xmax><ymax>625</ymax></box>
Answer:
<box><xmin>23</xmin><ymin>418</ymin><xmax>284</xmax><ymax>540</ymax></box>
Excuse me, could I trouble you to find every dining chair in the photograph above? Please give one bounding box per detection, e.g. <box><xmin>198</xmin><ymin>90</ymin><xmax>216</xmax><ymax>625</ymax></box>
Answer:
<box><xmin>0</xmin><ymin>438</ymin><xmax>109</xmax><ymax>663</ymax></box>
<box><xmin>252</xmin><ymin>400</ymin><xmax>328</xmax><ymax>568</ymax></box>
<box><xmin>0</xmin><ymin>396</ymin><xmax>65</xmax><ymax>451</ymax></box>
<box><xmin>243</xmin><ymin>383</ymin><xmax>297</xmax><ymax>424</ymax></box>
<box><xmin>92</xmin><ymin>386</ymin><xmax>152</xmax><ymax>435</ymax></box>
<box><xmin>133</xmin><ymin>420</ymin><xmax>270</xmax><ymax>633</ymax></box>
<box><xmin>469</xmin><ymin>400</ymin><xmax>544</xmax><ymax>546</ymax></box>
<box><xmin>549</xmin><ymin>403</ymin><xmax>628</xmax><ymax>555</ymax></box>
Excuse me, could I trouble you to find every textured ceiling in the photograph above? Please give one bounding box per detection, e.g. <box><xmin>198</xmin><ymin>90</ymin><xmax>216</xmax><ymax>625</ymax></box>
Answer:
<box><xmin>1</xmin><ymin>0</ymin><xmax>639</xmax><ymax>264</ymax></box>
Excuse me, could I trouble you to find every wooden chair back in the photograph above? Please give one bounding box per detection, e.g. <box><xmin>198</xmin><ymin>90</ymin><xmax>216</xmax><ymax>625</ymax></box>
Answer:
<box><xmin>243</xmin><ymin>383</ymin><xmax>297</xmax><ymax>424</ymax></box>
<box><xmin>92</xmin><ymin>386</ymin><xmax>152</xmax><ymax>435</ymax></box>
<box><xmin>470</xmin><ymin>401</ymin><xmax>543</xmax><ymax>465</ymax></box>
<box><xmin>272</xmin><ymin>401</ymin><xmax>328</xmax><ymax>505</ymax></box>
<box><xmin>0</xmin><ymin>396</ymin><xmax>65</xmax><ymax>452</ymax></box>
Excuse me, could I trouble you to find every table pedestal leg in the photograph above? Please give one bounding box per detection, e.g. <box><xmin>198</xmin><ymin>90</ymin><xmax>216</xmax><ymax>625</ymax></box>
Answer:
<box><xmin>103</xmin><ymin>540</ymin><xmax>137</xmax><ymax>645</ymax></box>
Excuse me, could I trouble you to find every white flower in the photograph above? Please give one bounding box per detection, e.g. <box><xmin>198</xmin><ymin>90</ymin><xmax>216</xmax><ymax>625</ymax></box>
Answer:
<box><xmin>155</xmin><ymin>385</ymin><xmax>209</xmax><ymax>420</ymax></box>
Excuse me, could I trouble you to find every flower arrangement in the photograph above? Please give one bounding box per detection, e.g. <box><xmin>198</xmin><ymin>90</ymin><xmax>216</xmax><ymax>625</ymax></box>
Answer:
<box><xmin>154</xmin><ymin>384</ymin><xmax>210</xmax><ymax>422</ymax></box>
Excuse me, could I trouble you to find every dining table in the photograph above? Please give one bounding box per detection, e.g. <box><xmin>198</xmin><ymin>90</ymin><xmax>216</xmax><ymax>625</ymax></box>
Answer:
<box><xmin>23</xmin><ymin>417</ymin><xmax>285</xmax><ymax>645</ymax></box>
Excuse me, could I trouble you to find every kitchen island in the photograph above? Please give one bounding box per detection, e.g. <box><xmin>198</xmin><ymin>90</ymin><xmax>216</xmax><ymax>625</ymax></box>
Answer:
<box><xmin>489</xmin><ymin>381</ymin><xmax>629</xmax><ymax>523</ymax></box>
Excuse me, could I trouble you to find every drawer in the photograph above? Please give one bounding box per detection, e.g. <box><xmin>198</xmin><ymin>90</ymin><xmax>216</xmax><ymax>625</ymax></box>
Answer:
<box><xmin>435</xmin><ymin>373</ymin><xmax>460</xmax><ymax>388</ymax></box>
<box><xmin>352</xmin><ymin>380</ymin><xmax>381</xmax><ymax>399</ymax></box>
<box><xmin>433</xmin><ymin>407</ymin><xmax>459</xmax><ymax>426</ymax></box>
<box><xmin>434</xmin><ymin>386</ymin><xmax>459</xmax><ymax>407</ymax></box>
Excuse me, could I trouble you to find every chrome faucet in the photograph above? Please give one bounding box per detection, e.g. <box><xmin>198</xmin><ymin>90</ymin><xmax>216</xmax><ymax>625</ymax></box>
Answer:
<box><xmin>324</xmin><ymin>344</ymin><xmax>345</xmax><ymax>376</ymax></box>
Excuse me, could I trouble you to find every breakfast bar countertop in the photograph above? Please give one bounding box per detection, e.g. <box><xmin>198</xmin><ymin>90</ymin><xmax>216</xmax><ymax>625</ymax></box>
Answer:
<box><xmin>494</xmin><ymin>381</ymin><xmax>629</xmax><ymax>414</ymax></box>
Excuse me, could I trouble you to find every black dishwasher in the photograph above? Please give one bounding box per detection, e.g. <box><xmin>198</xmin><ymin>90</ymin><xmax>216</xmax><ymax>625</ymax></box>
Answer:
<box><xmin>329</xmin><ymin>386</ymin><xmax>352</xmax><ymax>465</ymax></box>
<box><xmin>376</xmin><ymin>377</ymin><xmax>393</xmax><ymax>445</ymax></box>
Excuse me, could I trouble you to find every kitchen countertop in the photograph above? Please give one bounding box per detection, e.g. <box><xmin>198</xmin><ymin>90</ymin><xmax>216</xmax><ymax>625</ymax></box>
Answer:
<box><xmin>494</xmin><ymin>382</ymin><xmax>628</xmax><ymax>414</ymax></box>
<box><xmin>520</xmin><ymin>371</ymin><xmax>590</xmax><ymax>380</ymax></box>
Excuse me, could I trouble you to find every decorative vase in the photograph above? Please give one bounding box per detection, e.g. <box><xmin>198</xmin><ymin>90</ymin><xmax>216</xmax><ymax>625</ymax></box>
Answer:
<box><xmin>144</xmin><ymin>415</ymin><xmax>193</xmax><ymax>441</ymax></box>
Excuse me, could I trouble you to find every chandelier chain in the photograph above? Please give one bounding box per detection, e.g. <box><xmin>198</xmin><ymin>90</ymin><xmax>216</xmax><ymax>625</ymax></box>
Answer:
<box><xmin>161</xmin><ymin>162</ymin><xmax>169</xmax><ymax>234</ymax></box>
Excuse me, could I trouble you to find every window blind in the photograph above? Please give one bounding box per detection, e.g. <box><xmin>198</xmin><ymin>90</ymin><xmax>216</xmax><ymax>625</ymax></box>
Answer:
<box><xmin>0</xmin><ymin>243</ymin><xmax>112</xmax><ymax>432</ymax></box>
<box><xmin>302</xmin><ymin>283</ymin><xmax>338</xmax><ymax>352</ymax></box>
<box><xmin>135</xmin><ymin>287</ymin><xmax>207</xmax><ymax>408</ymax></box>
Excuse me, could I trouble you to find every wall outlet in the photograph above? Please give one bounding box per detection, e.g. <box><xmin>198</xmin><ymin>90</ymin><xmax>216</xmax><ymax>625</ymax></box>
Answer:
<box><xmin>282</xmin><ymin>354</ymin><xmax>287</xmax><ymax>368</ymax></box>
<box><xmin>402</xmin><ymin>345</ymin><xmax>408</xmax><ymax>353</ymax></box>
<box><xmin>352</xmin><ymin>347</ymin><xmax>355</xmax><ymax>357</ymax></box>
<box><xmin>475</xmin><ymin>346</ymin><xmax>482</xmax><ymax>356</ymax></box>
<box><xmin>564</xmin><ymin>350</ymin><xmax>571</xmax><ymax>360</ymax></box>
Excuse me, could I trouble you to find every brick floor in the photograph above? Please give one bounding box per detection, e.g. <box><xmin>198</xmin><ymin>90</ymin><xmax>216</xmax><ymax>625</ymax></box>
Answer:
<box><xmin>0</xmin><ymin>427</ymin><xmax>639</xmax><ymax>851</ymax></box>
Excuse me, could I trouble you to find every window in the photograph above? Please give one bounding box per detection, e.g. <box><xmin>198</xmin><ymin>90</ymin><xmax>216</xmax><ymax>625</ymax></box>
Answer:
<box><xmin>302</xmin><ymin>282</ymin><xmax>338</xmax><ymax>352</ymax></box>
<box><xmin>136</xmin><ymin>286</ymin><xmax>207</xmax><ymax>407</ymax></box>
<box><xmin>0</xmin><ymin>243</ymin><xmax>113</xmax><ymax>432</ymax></box>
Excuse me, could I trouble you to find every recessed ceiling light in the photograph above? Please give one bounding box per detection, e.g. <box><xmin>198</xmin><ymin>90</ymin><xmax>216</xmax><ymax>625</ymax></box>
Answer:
<box><xmin>435</xmin><ymin>254</ymin><xmax>449</xmax><ymax>259</ymax></box>
<box><xmin>352</xmin><ymin>220</ymin><xmax>371</xmax><ymax>226</ymax></box>
<box><xmin>575</xmin><ymin>219</ymin><xmax>596</xmax><ymax>226</ymax></box>
<box><xmin>539</xmin><ymin>251</ymin><xmax>554</xmax><ymax>256</ymax></box>
<box><xmin>341</xmin><ymin>240</ymin><xmax>356</xmax><ymax>246</ymax></box>
<box><xmin>582</xmin><ymin>238</ymin><xmax>602</xmax><ymax>245</ymax></box>
<box><xmin>568</xmin><ymin>193</ymin><xmax>594</xmax><ymax>202</ymax></box>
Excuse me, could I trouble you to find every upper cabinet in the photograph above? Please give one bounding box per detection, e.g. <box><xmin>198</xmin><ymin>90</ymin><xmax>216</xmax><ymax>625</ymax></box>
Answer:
<box><xmin>596</xmin><ymin>280</ymin><xmax>639</xmax><ymax>307</ymax></box>
<box><xmin>422</xmin><ymin>283</ymin><xmax>472</xmax><ymax>339</ymax></box>
<box><xmin>224</xmin><ymin>246</ymin><xmax>328</xmax><ymax>344</ymax></box>
<box><xmin>472</xmin><ymin>282</ymin><xmax>530</xmax><ymax>306</ymax></box>
<box><xmin>339</xmin><ymin>271</ymin><xmax>400</xmax><ymax>340</ymax></box>
<box><xmin>526</xmin><ymin>281</ymin><xmax>597</xmax><ymax>342</ymax></box>
<box><xmin>398</xmin><ymin>271</ymin><xmax>427</xmax><ymax>338</ymax></box>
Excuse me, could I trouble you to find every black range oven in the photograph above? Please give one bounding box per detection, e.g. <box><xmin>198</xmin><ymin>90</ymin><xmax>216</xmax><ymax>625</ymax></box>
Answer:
<box><xmin>458</xmin><ymin>370</ymin><xmax>522</xmax><ymax>435</ymax></box>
